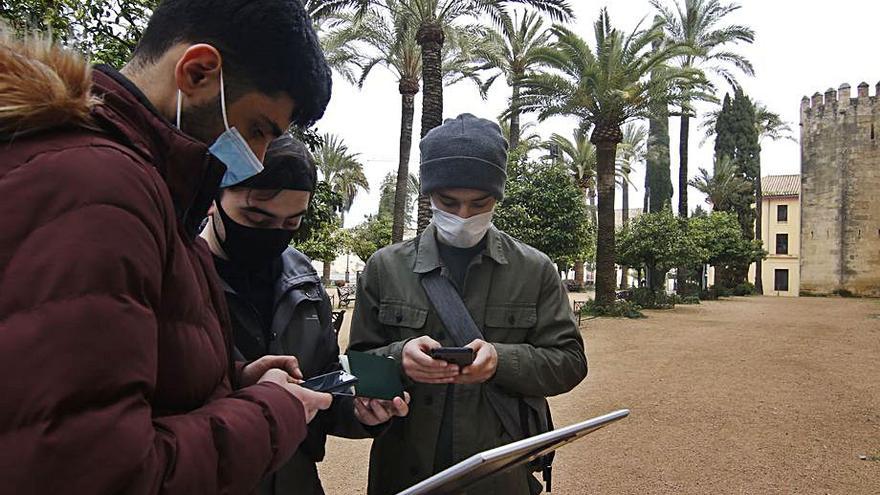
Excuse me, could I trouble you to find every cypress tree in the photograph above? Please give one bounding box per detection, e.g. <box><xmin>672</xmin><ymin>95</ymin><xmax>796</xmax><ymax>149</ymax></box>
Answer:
<box><xmin>714</xmin><ymin>94</ymin><xmax>735</xmax><ymax>160</ymax></box>
<box><xmin>644</xmin><ymin>32</ymin><xmax>673</xmax><ymax>214</ymax></box>
<box><xmin>711</xmin><ymin>89</ymin><xmax>761</xmax><ymax>286</ymax></box>
<box><xmin>729</xmin><ymin>89</ymin><xmax>760</xmax><ymax>239</ymax></box>
<box><xmin>645</xmin><ymin>107</ymin><xmax>673</xmax><ymax>213</ymax></box>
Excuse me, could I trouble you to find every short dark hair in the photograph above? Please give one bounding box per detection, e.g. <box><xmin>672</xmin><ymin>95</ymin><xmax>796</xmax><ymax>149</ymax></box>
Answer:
<box><xmin>133</xmin><ymin>0</ymin><xmax>331</xmax><ymax>127</ymax></box>
<box><xmin>233</xmin><ymin>134</ymin><xmax>317</xmax><ymax>197</ymax></box>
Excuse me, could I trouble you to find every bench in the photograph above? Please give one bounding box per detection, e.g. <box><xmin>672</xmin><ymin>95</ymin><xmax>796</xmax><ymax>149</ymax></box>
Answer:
<box><xmin>336</xmin><ymin>285</ymin><xmax>356</xmax><ymax>308</ymax></box>
<box><xmin>331</xmin><ymin>310</ymin><xmax>346</xmax><ymax>335</ymax></box>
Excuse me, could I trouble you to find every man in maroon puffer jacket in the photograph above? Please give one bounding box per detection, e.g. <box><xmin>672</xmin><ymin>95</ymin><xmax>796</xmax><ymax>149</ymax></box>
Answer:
<box><xmin>0</xmin><ymin>1</ymin><xmax>335</xmax><ymax>493</ymax></box>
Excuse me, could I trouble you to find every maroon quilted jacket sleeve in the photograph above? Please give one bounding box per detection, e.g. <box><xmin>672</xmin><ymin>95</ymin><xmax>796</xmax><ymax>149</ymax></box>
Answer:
<box><xmin>0</xmin><ymin>140</ymin><xmax>306</xmax><ymax>494</ymax></box>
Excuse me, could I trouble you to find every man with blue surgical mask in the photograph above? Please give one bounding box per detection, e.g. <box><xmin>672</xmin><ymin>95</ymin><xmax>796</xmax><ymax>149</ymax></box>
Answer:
<box><xmin>348</xmin><ymin>113</ymin><xmax>589</xmax><ymax>494</ymax></box>
<box><xmin>0</xmin><ymin>1</ymin><xmax>335</xmax><ymax>492</ymax></box>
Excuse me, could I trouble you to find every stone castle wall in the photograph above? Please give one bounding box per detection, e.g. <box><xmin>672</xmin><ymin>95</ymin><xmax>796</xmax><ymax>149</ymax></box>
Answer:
<box><xmin>800</xmin><ymin>82</ymin><xmax>880</xmax><ymax>297</ymax></box>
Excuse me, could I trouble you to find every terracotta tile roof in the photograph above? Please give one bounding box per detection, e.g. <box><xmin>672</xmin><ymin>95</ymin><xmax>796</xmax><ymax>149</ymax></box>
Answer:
<box><xmin>762</xmin><ymin>175</ymin><xmax>800</xmax><ymax>197</ymax></box>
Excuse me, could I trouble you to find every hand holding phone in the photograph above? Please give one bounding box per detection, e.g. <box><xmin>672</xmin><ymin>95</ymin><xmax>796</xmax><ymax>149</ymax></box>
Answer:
<box><xmin>430</xmin><ymin>347</ymin><xmax>476</xmax><ymax>367</ymax></box>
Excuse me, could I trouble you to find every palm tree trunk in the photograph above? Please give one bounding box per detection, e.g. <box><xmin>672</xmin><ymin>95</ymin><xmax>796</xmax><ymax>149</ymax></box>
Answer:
<box><xmin>509</xmin><ymin>82</ymin><xmax>521</xmax><ymax>149</ymax></box>
<box><xmin>594</xmin><ymin>139</ymin><xmax>618</xmax><ymax>306</ymax></box>
<box><xmin>754</xmin><ymin>170</ymin><xmax>763</xmax><ymax>294</ymax></box>
<box><xmin>416</xmin><ymin>22</ymin><xmax>445</xmax><ymax>235</ymax></box>
<box><xmin>678</xmin><ymin>113</ymin><xmax>690</xmax><ymax>218</ymax></box>
<box><xmin>675</xmin><ymin>113</ymin><xmax>691</xmax><ymax>294</ymax></box>
<box><xmin>620</xmin><ymin>182</ymin><xmax>629</xmax><ymax>289</ymax></box>
<box><xmin>392</xmin><ymin>86</ymin><xmax>417</xmax><ymax>243</ymax></box>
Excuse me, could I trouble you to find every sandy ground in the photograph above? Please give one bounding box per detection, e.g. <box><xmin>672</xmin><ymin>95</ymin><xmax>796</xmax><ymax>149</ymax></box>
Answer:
<box><xmin>319</xmin><ymin>296</ymin><xmax>880</xmax><ymax>494</ymax></box>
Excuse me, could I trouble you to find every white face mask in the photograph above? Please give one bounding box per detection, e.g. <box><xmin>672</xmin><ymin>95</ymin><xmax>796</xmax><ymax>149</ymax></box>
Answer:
<box><xmin>431</xmin><ymin>201</ymin><xmax>494</xmax><ymax>248</ymax></box>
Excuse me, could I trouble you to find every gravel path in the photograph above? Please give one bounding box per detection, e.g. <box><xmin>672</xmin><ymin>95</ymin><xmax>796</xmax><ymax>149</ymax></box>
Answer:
<box><xmin>319</xmin><ymin>296</ymin><xmax>880</xmax><ymax>494</ymax></box>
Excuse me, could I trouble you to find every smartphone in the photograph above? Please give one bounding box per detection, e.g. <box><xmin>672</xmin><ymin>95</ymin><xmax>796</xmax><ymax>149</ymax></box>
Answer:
<box><xmin>301</xmin><ymin>370</ymin><xmax>358</xmax><ymax>395</ymax></box>
<box><xmin>430</xmin><ymin>347</ymin><xmax>475</xmax><ymax>366</ymax></box>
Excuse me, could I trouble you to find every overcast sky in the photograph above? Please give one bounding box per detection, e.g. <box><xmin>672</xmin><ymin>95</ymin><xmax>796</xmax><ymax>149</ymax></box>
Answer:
<box><xmin>316</xmin><ymin>0</ymin><xmax>880</xmax><ymax>228</ymax></box>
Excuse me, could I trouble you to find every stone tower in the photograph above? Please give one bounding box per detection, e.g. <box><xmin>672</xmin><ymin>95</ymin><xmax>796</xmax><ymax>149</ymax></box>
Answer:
<box><xmin>800</xmin><ymin>82</ymin><xmax>880</xmax><ymax>297</ymax></box>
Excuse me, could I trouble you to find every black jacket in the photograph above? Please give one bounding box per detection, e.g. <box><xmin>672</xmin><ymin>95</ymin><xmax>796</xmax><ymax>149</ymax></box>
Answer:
<box><xmin>218</xmin><ymin>247</ymin><xmax>372</xmax><ymax>495</ymax></box>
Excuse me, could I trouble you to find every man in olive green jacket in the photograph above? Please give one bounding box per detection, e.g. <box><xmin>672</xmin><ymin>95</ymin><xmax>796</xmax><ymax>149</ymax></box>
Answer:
<box><xmin>348</xmin><ymin>114</ymin><xmax>588</xmax><ymax>494</ymax></box>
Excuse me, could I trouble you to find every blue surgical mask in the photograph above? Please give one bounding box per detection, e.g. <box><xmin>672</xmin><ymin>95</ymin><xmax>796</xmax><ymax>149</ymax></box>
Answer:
<box><xmin>176</xmin><ymin>70</ymin><xmax>263</xmax><ymax>187</ymax></box>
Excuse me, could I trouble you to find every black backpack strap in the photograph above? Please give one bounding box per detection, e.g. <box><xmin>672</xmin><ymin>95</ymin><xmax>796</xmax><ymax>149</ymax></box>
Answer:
<box><xmin>420</xmin><ymin>269</ymin><xmax>556</xmax><ymax>493</ymax></box>
<box><xmin>419</xmin><ymin>270</ymin><xmax>484</xmax><ymax>346</ymax></box>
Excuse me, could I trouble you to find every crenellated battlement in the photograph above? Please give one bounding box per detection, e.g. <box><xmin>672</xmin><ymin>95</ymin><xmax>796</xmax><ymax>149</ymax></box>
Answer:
<box><xmin>801</xmin><ymin>81</ymin><xmax>880</xmax><ymax>119</ymax></box>
<box><xmin>799</xmin><ymin>78</ymin><xmax>880</xmax><ymax>298</ymax></box>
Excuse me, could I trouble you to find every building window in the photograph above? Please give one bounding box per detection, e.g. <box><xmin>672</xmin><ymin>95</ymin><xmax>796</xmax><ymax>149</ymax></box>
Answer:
<box><xmin>777</xmin><ymin>205</ymin><xmax>788</xmax><ymax>222</ymax></box>
<box><xmin>776</xmin><ymin>233</ymin><xmax>789</xmax><ymax>255</ymax></box>
<box><xmin>774</xmin><ymin>269</ymin><xmax>789</xmax><ymax>292</ymax></box>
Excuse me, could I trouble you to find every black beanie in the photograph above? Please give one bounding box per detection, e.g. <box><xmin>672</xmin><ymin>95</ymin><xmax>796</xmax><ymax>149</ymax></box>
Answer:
<box><xmin>419</xmin><ymin>113</ymin><xmax>509</xmax><ymax>199</ymax></box>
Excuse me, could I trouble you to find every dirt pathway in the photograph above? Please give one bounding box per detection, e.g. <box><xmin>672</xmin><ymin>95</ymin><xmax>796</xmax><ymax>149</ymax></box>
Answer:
<box><xmin>319</xmin><ymin>296</ymin><xmax>880</xmax><ymax>494</ymax></box>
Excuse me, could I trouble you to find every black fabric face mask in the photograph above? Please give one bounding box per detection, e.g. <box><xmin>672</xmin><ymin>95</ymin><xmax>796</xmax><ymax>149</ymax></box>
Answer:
<box><xmin>213</xmin><ymin>201</ymin><xmax>295</xmax><ymax>268</ymax></box>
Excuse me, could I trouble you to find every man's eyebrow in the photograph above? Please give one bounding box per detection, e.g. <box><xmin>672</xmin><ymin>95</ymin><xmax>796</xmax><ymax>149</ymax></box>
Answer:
<box><xmin>472</xmin><ymin>194</ymin><xmax>492</xmax><ymax>202</ymax></box>
<box><xmin>242</xmin><ymin>205</ymin><xmax>278</xmax><ymax>218</ymax></box>
<box><xmin>262</xmin><ymin>116</ymin><xmax>283</xmax><ymax>138</ymax></box>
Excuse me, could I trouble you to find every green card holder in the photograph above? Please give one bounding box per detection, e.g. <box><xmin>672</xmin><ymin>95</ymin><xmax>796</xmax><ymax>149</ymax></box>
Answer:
<box><xmin>344</xmin><ymin>350</ymin><xmax>405</xmax><ymax>400</ymax></box>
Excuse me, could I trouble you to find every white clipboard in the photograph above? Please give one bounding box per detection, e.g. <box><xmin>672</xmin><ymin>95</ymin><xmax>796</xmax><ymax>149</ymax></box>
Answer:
<box><xmin>397</xmin><ymin>409</ymin><xmax>630</xmax><ymax>495</ymax></box>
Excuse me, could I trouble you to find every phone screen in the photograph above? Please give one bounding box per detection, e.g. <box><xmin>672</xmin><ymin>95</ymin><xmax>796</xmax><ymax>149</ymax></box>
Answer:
<box><xmin>302</xmin><ymin>370</ymin><xmax>358</xmax><ymax>394</ymax></box>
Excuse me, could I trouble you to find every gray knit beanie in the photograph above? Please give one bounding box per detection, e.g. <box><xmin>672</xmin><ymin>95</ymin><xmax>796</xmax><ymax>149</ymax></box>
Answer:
<box><xmin>419</xmin><ymin>113</ymin><xmax>509</xmax><ymax>199</ymax></box>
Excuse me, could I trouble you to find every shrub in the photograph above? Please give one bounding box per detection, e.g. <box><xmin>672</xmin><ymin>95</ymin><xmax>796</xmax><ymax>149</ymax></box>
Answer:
<box><xmin>700</xmin><ymin>285</ymin><xmax>732</xmax><ymax>300</ymax></box>
<box><xmin>680</xmin><ymin>295</ymin><xmax>701</xmax><ymax>305</ymax></box>
<box><xmin>732</xmin><ymin>282</ymin><xmax>757</xmax><ymax>296</ymax></box>
<box><xmin>833</xmin><ymin>288</ymin><xmax>858</xmax><ymax>298</ymax></box>
<box><xmin>631</xmin><ymin>287</ymin><xmax>675</xmax><ymax>310</ymax></box>
<box><xmin>677</xmin><ymin>280</ymin><xmax>701</xmax><ymax>297</ymax></box>
<box><xmin>580</xmin><ymin>299</ymin><xmax>644</xmax><ymax>319</ymax></box>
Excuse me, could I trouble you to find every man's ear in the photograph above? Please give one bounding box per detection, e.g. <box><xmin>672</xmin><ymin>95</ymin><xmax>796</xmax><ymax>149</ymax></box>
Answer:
<box><xmin>174</xmin><ymin>44</ymin><xmax>223</xmax><ymax>105</ymax></box>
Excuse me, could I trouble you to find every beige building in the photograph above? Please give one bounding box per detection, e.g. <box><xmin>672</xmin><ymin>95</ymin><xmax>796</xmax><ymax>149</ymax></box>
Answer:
<box><xmin>749</xmin><ymin>175</ymin><xmax>801</xmax><ymax>296</ymax></box>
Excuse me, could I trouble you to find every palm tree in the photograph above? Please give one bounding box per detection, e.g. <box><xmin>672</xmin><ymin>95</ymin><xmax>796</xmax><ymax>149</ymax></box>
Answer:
<box><xmin>689</xmin><ymin>155</ymin><xmax>751</xmax><ymax>212</ymax></box>
<box><xmin>651</xmin><ymin>0</ymin><xmax>755</xmax><ymax>219</ymax></box>
<box><xmin>616</xmin><ymin>123</ymin><xmax>647</xmax><ymax>288</ymax></box>
<box><xmin>476</xmin><ymin>10</ymin><xmax>552</xmax><ymax>149</ymax></box>
<box><xmin>314</xmin><ymin>133</ymin><xmax>370</xmax><ymax>225</ymax></box>
<box><xmin>500</xmin><ymin>119</ymin><xmax>543</xmax><ymax>155</ymax></box>
<box><xmin>549</xmin><ymin>126</ymin><xmax>596</xmax><ymax>205</ymax></box>
<box><xmin>390</xmin><ymin>0</ymin><xmax>573</xmax><ymax>234</ymax></box>
<box><xmin>315</xmin><ymin>16</ymin><xmax>363</xmax><ymax>83</ymax></box>
<box><xmin>518</xmin><ymin>11</ymin><xmax>701</xmax><ymax>305</ymax></box>
<box><xmin>330</xmin><ymin>3</ymin><xmax>482</xmax><ymax>243</ymax></box>
<box><xmin>548</xmin><ymin>126</ymin><xmax>596</xmax><ymax>286</ymax></box>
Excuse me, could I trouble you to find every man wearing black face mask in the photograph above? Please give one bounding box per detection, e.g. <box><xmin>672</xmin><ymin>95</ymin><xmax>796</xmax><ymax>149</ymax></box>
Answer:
<box><xmin>201</xmin><ymin>135</ymin><xmax>410</xmax><ymax>495</ymax></box>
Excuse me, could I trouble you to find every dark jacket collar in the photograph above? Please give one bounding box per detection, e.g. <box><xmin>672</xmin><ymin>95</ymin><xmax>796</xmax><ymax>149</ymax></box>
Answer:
<box><xmin>215</xmin><ymin>247</ymin><xmax>321</xmax><ymax>301</ymax></box>
<box><xmin>277</xmin><ymin>247</ymin><xmax>322</xmax><ymax>292</ymax></box>
<box><xmin>90</xmin><ymin>65</ymin><xmax>226</xmax><ymax>238</ymax></box>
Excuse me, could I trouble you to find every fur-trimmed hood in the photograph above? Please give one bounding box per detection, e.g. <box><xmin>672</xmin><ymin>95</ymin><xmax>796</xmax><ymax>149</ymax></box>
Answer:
<box><xmin>0</xmin><ymin>29</ymin><xmax>98</xmax><ymax>139</ymax></box>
